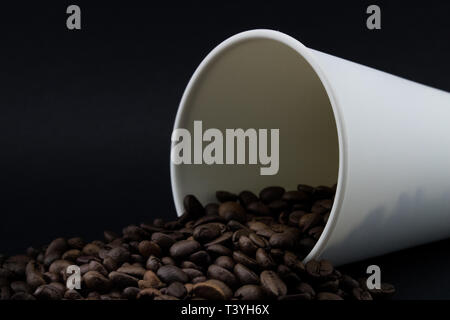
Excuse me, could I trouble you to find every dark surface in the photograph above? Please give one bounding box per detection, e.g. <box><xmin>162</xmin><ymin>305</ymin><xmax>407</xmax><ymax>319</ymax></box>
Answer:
<box><xmin>0</xmin><ymin>1</ymin><xmax>449</xmax><ymax>299</ymax></box>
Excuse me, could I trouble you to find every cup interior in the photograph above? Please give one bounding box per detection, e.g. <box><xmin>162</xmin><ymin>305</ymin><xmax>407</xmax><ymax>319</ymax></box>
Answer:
<box><xmin>171</xmin><ymin>34</ymin><xmax>340</xmax><ymax>218</ymax></box>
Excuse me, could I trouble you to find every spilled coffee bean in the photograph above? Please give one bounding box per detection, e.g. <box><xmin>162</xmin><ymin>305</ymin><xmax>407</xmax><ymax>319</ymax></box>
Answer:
<box><xmin>0</xmin><ymin>183</ymin><xmax>395</xmax><ymax>300</ymax></box>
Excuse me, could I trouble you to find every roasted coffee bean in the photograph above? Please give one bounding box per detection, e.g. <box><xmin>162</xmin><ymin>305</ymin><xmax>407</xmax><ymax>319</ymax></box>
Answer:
<box><xmin>234</xmin><ymin>264</ymin><xmax>259</xmax><ymax>285</ymax></box>
<box><xmin>161</xmin><ymin>256</ymin><xmax>176</xmax><ymax>266</ymax></box>
<box><xmin>268</xmin><ymin>200</ymin><xmax>289</xmax><ymax>212</ymax></box>
<box><xmin>352</xmin><ymin>287</ymin><xmax>373</xmax><ymax>300</ymax></box>
<box><xmin>247</xmin><ymin>202</ymin><xmax>271</xmax><ymax>216</ymax></box>
<box><xmin>189</xmin><ymin>251</ymin><xmax>211</xmax><ymax>266</ymax></box>
<box><xmin>260</xmin><ymin>271</ymin><xmax>287</xmax><ymax>298</ymax></box>
<box><xmin>138</xmin><ymin>240</ymin><xmax>162</xmax><ymax>258</ymax></box>
<box><xmin>269</xmin><ymin>232</ymin><xmax>296</xmax><ymax>248</ymax></box>
<box><xmin>122</xmin><ymin>225</ymin><xmax>149</xmax><ymax>242</ymax></box>
<box><xmin>117</xmin><ymin>264</ymin><xmax>146</xmax><ymax>278</ymax></box>
<box><xmin>305</xmin><ymin>260</ymin><xmax>333</xmax><ymax>279</ymax></box>
<box><xmin>184</xmin><ymin>195</ymin><xmax>205</xmax><ymax>219</ymax></box>
<box><xmin>368</xmin><ymin>283</ymin><xmax>396</xmax><ymax>299</ymax></box>
<box><xmin>282</xmin><ymin>190</ymin><xmax>309</xmax><ymax>203</ymax></box>
<box><xmin>151</xmin><ymin>233</ymin><xmax>175</xmax><ymax>251</ymax></box>
<box><xmin>232</xmin><ymin>251</ymin><xmax>258</xmax><ymax>270</ymax></box>
<box><xmin>214</xmin><ymin>256</ymin><xmax>235</xmax><ymax>271</ymax></box>
<box><xmin>218</xmin><ymin>202</ymin><xmax>246</xmax><ymax>222</ymax></box>
<box><xmin>313</xmin><ymin>186</ymin><xmax>334</xmax><ymax>200</ymax></box>
<box><xmin>204</xmin><ymin>203</ymin><xmax>219</xmax><ymax>216</ymax></box>
<box><xmin>83</xmin><ymin>271</ymin><xmax>111</xmax><ymax>292</ymax></box>
<box><xmin>204</xmin><ymin>232</ymin><xmax>233</xmax><ymax>247</ymax></box>
<box><xmin>235</xmin><ymin>284</ymin><xmax>265</xmax><ymax>300</ymax></box>
<box><xmin>167</xmin><ymin>281</ymin><xmax>187</xmax><ymax>298</ymax></box>
<box><xmin>259</xmin><ymin>186</ymin><xmax>285</xmax><ymax>203</ymax></box>
<box><xmin>238</xmin><ymin>236</ymin><xmax>258</xmax><ymax>255</ymax></box>
<box><xmin>207</xmin><ymin>265</ymin><xmax>237</xmax><ymax>288</ymax></box>
<box><xmin>157</xmin><ymin>265</ymin><xmax>189</xmax><ymax>283</ymax></box>
<box><xmin>288</xmin><ymin>211</ymin><xmax>306</xmax><ymax>226</ymax></box>
<box><xmin>193</xmin><ymin>224</ymin><xmax>222</xmax><ymax>243</ymax></box>
<box><xmin>170</xmin><ymin>240</ymin><xmax>201</xmax><ymax>259</ymax></box>
<box><xmin>193</xmin><ymin>279</ymin><xmax>232</xmax><ymax>300</ymax></box>
<box><xmin>256</xmin><ymin>248</ymin><xmax>277</xmax><ymax>270</ymax></box>
<box><xmin>216</xmin><ymin>191</ymin><xmax>238</xmax><ymax>203</ymax></box>
<box><xmin>122</xmin><ymin>287</ymin><xmax>140</xmax><ymax>300</ymax></box>
<box><xmin>238</xmin><ymin>191</ymin><xmax>259</xmax><ymax>207</ymax></box>
<box><xmin>182</xmin><ymin>268</ymin><xmax>204</xmax><ymax>280</ymax></box>
<box><xmin>317</xmin><ymin>292</ymin><xmax>343</xmax><ymax>300</ymax></box>
<box><xmin>206</xmin><ymin>244</ymin><xmax>232</xmax><ymax>257</ymax></box>
<box><xmin>298</xmin><ymin>213</ymin><xmax>322</xmax><ymax>232</ymax></box>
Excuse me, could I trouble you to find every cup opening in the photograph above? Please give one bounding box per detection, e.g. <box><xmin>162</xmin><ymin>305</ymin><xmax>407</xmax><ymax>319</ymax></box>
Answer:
<box><xmin>171</xmin><ymin>30</ymin><xmax>344</xmax><ymax>262</ymax></box>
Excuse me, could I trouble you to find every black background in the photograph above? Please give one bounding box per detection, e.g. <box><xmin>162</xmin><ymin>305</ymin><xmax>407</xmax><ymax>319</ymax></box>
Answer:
<box><xmin>1</xmin><ymin>1</ymin><xmax>450</xmax><ymax>299</ymax></box>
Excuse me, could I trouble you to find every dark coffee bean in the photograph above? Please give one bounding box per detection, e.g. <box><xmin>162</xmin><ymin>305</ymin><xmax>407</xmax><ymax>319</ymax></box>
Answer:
<box><xmin>278</xmin><ymin>293</ymin><xmax>312</xmax><ymax>300</ymax></box>
<box><xmin>83</xmin><ymin>271</ymin><xmax>111</xmax><ymax>292</ymax></box>
<box><xmin>182</xmin><ymin>268</ymin><xmax>204</xmax><ymax>280</ymax></box>
<box><xmin>234</xmin><ymin>263</ymin><xmax>259</xmax><ymax>285</ymax></box>
<box><xmin>313</xmin><ymin>186</ymin><xmax>334</xmax><ymax>200</ymax></box>
<box><xmin>193</xmin><ymin>214</ymin><xmax>225</xmax><ymax>227</ymax></box>
<box><xmin>151</xmin><ymin>233</ymin><xmax>176</xmax><ymax>251</ymax></box>
<box><xmin>62</xmin><ymin>249</ymin><xmax>81</xmax><ymax>261</ymax></box>
<box><xmin>138</xmin><ymin>240</ymin><xmax>162</xmax><ymax>258</ymax></box>
<box><xmin>193</xmin><ymin>279</ymin><xmax>232</xmax><ymax>300</ymax></box>
<box><xmin>169</xmin><ymin>240</ymin><xmax>201</xmax><ymax>259</ymax></box>
<box><xmin>139</xmin><ymin>270</ymin><xmax>165</xmax><ymax>289</ymax></box>
<box><xmin>308</xmin><ymin>226</ymin><xmax>324</xmax><ymax>240</ymax></box>
<box><xmin>157</xmin><ymin>265</ymin><xmax>189</xmax><ymax>283</ymax></box>
<box><xmin>214</xmin><ymin>256</ymin><xmax>235</xmax><ymax>271</ymax></box>
<box><xmin>269</xmin><ymin>232</ymin><xmax>296</xmax><ymax>248</ymax></box>
<box><xmin>44</xmin><ymin>238</ymin><xmax>67</xmax><ymax>266</ymax></box>
<box><xmin>109</xmin><ymin>271</ymin><xmax>139</xmax><ymax>289</ymax></box>
<box><xmin>64</xmin><ymin>289</ymin><xmax>83</xmax><ymax>300</ymax></box>
<box><xmin>122</xmin><ymin>287</ymin><xmax>140</xmax><ymax>300</ymax></box>
<box><xmin>248</xmin><ymin>233</ymin><xmax>267</xmax><ymax>248</ymax></box>
<box><xmin>288</xmin><ymin>211</ymin><xmax>306</xmax><ymax>226</ymax></box>
<box><xmin>238</xmin><ymin>191</ymin><xmax>259</xmax><ymax>207</ymax></box>
<box><xmin>268</xmin><ymin>200</ymin><xmax>289</xmax><ymax>212</ymax></box>
<box><xmin>82</xmin><ymin>243</ymin><xmax>101</xmax><ymax>257</ymax></box>
<box><xmin>296</xmin><ymin>282</ymin><xmax>316</xmax><ymax>297</ymax></box>
<box><xmin>227</xmin><ymin>220</ymin><xmax>249</xmax><ymax>231</ymax></box>
<box><xmin>137</xmin><ymin>288</ymin><xmax>161</xmax><ymax>299</ymax></box>
<box><xmin>298</xmin><ymin>213</ymin><xmax>322</xmax><ymax>232</ymax></box>
<box><xmin>204</xmin><ymin>232</ymin><xmax>233</xmax><ymax>247</ymax></box>
<box><xmin>317</xmin><ymin>292</ymin><xmax>343</xmax><ymax>300</ymax></box>
<box><xmin>368</xmin><ymin>283</ymin><xmax>396</xmax><ymax>299</ymax></box>
<box><xmin>317</xmin><ymin>279</ymin><xmax>340</xmax><ymax>292</ymax></box>
<box><xmin>283</xmin><ymin>252</ymin><xmax>305</xmax><ymax>274</ymax></box>
<box><xmin>181</xmin><ymin>261</ymin><xmax>202</xmax><ymax>270</ymax></box>
<box><xmin>298</xmin><ymin>237</ymin><xmax>316</xmax><ymax>254</ymax></box>
<box><xmin>259</xmin><ymin>186</ymin><xmax>285</xmax><ymax>203</ymax></box>
<box><xmin>216</xmin><ymin>191</ymin><xmax>238</xmax><ymax>202</ymax></box>
<box><xmin>232</xmin><ymin>251</ymin><xmax>258</xmax><ymax>270</ymax></box>
<box><xmin>255</xmin><ymin>248</ymin><xmax>277</xmax><ymax>270</ymax></box>
<box><xmin>146</xmin><ymin>256</ymin><xmax>162</xmax><ymax>272</ymax></box>
<box><xmin>247</xmin><ymin>202</ymin><xmax>271</xmax><ymax>216</ymax></box>
<box><xmin>340</xmin><ymin>275</ymin><xmax>360</xmax><ymax>291</ymax></box>
<box><xmin>88</xmin><ymin>260</ymin><xmax>108</xmax><ymax>276</ymax></box>
<box><xmin>192</xmin><ymin>276</ymin><xmax>207</xmax><ymax>284</ymax></box>
<box><xmin>107</xmin><ymin>247</ymin><xmax>130</xmax><ymax>264</ymax></box>
<box><xmin>161</xmin><ymin>256</ymin><xmax>176</xmax><ymax>265</ymax></box>
<box><xmin>193</xmin><ymin>224</ymin><xmax>222</xmax><ymax>243</ymax></box>
<box><xmin>247</xmin><ymin>221</ymin><xmax>274</xmax><ymax>238</ymax></box>
<box><xmin>117</xmin><ymin>264</ymin><xmax>146</xmax><ymax>278</ymax></box>
<box><xmin>189</xmin><ymin>251</ymin><xmax>211</xmax><ymax>266</ymax></box>
<box><xmin>238</xmin><ymin>236</ymin><xmax>258</xmax><ymax>255</ymax></box>
<box><xmin>206</xmin><ymin>244</ymin><xmax>232</xmax><ymax>257</ymax></box>
<box><xmin>352</xmin><ymin>287</ymin><xmax>373</xmax><ymax>300</ymax></box>
<box><xmin>218</xmin><ymin>202</ymin><xmax>246</xmax><ymax>222</ymax></box>
<box><xmin>122</xmin><ymin>225</ymin><xmax>149</xmax><ymax>242</ymax></box>
<box><xmin>183</xmin><ymin>195</ymin><xmax>205</xmax><ymax>219</ymax></box>
<box><xmin>11</xmin><ymin>281</ymin><xmax>31</xmax><ymax>294</ymax></box>
<box><xmin>204</xmin><ymin>203</ymin><xmax>219</xmax><ymax>216</ymax></box>
<box><xmin>11</xmin><ymin>292</ymin><xmax>36</xmax><ymax>300</ymax></box>
<box><xmin>260</xmin><ymin>271</ymin><xmax>287</xmax><ymax>297</ymax></box>
<box><xmin>235</xmin><ymin>285</ymin><xmax>265</xmax><ymax>300</ymax></box>
<box><xmin>305</xmin><ymin>260</ymin><xmax>333</xmax><ymax>279</ymax></box>
<box><xmin>167</xmin><ymin>281</ymin><xmax>187</xmax><ymax>298</ymax></box>
<box><xmin>207</xmin><ymin>265</ymin><xmax>237</xmax><ymax>288</ymax></box>
<box><xmin>297</xmin><ymin>184</ymin><xmax>314</xmax><ymax>195</ymax></box>
<box><xmin>282</xmin><ymin>190</ymin><xmax>309</xmax><ymax>203</ymax></box>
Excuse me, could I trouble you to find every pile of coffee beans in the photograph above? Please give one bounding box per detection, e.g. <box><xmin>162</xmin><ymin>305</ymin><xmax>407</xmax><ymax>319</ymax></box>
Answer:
<box><xmin>0</xmin><ymin>184</ymin><xmax>395</xmax><ymax>300</ymax></box>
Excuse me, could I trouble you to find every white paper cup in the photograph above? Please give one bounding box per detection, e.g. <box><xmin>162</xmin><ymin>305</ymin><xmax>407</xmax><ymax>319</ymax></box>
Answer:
<box><xmin>170</xmin><ymin>29</ymin><xmax>450</xmax><ymax>266</ymax></box>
